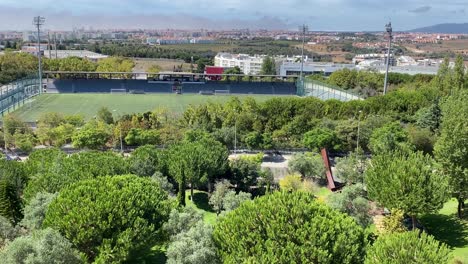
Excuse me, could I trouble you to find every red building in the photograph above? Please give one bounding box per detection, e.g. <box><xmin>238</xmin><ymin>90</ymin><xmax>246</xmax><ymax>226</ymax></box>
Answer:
<box><xmin>204</xmin><ymin>66</ymin><xmax>224</xmax><ymax>80</ymax></box>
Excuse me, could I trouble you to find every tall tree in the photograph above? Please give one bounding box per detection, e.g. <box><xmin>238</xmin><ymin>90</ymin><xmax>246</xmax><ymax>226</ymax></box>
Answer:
<box><xmin>434</xmin><ymin>56</ymin><xmax>453</xmax><ymax>93</ymax></box>
<box><xmin>260</xmin><ymin>56</ymin><xmax>276</xmax><ymax>75</ymax></box>
<box><xmin>288</xmin><ymin>152</ymin><xmax>326</xmax><ymax>180</ymax></box>
<box><xmin>453</xmin><ymin>54</ymin><xmax>465</xmax><ymax>91</ymax></box>
<box><xmin>365</xmin><ymin>151</ymin><xmax>448</xmax><ymax>228</ymax></box>
<box><xmin>213</xmin><ymin>191</ymin><xmax>366</xmax><ymax>263</ymax></box>
<box><xmin>44</xmin><ymin>175</ymin><xmax>173</xmax><ymax>263</ymax></box>
<box><xmin>434</xmin><ymin>90</ymin><xmax>468</xmax><ymax>217</ymax></box>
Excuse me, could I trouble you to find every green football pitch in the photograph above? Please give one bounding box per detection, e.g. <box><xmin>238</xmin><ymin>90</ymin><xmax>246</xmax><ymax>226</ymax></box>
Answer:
<box><xmin>11</xmin><ymin>94</ymin><xmax>283</xmax><ymax>122</ymax></box>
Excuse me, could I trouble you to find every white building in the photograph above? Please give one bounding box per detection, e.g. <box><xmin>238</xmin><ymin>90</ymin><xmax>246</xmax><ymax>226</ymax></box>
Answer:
<box><xmin>43</xmin><ymin>50</ymin><xmax>108</xmax><ymax>61</ymax></box>
<box><xmin>214</xmin><ymin>53</ymin><xmax>265</xmax><ymax>75</ymax></box>
<box><xmin>280</xmin><ymin>61</ymin><xmax>356</xmax><ymax>76</ymax></box>
<box><xmin>397</xmin><ymin>56</ymin><xmax>417</xmax><ymax>66</ymax></box>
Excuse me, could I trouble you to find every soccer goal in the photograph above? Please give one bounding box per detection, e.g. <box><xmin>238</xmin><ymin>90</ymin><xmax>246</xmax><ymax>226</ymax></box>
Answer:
<box><xmin>110</xmin><ymin>89</ymin><xmax>127</xmax><ymax>94</ymax></box>
<box><xmin>214</xmin><ymin>90</ymin><xmax>230</xmax><ymax>95</ymax></box>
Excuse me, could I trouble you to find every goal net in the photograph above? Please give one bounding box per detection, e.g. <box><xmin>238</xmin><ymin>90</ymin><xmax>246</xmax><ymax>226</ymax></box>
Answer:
<box><xmin>214</xmin><ymin>90</ymin><xmax>230</xmax><ymax>95</ymax></box>
<box><xmin>110</xmin><ymin>89</ymin><xmax>127</xmax><ymax>94</ymax></box>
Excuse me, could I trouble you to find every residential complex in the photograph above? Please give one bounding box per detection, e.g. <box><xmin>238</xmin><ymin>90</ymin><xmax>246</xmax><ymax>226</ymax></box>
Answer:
<box><xmin>214</xmin><ymin>53</ymin><xmax>273</xmax><ymax>75</ymax></box>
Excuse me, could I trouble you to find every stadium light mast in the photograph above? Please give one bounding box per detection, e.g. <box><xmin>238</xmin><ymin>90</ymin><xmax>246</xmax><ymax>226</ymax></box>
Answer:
<box><xmin>33</xmin><ymin>16</ymin><xmax>45</xmax><ymax>94</ymax></box>
<box><xmin>383</xmin><ymin>21</ymin><xmax>393</xmax><ymax>95</ymax></box>
<box><xmin>299</xmin><ymin>24</ymin><xmax>308</xmax><ymax>88</ymax></box>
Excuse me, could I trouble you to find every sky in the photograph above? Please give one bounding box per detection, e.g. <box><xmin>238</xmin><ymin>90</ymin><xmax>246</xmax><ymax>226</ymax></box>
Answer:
<box><xmin>0</xmin><ymin>0</ymin><xmax>466</xmax><ymax>31</ymax></box>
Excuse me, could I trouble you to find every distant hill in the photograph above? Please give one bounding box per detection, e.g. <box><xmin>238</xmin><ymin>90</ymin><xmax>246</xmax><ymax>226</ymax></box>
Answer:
<box><xmin>408</xmin><ymin>23</ymin><xmax>468</xmax><ymax>34</ymax></box>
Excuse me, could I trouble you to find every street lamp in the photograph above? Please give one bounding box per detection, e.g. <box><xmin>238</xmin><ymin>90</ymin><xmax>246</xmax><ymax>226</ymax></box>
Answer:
<box><xmin>383</xmin><ymin>22</ymin><xmax>393</xmax><ymax>95</ymax></box>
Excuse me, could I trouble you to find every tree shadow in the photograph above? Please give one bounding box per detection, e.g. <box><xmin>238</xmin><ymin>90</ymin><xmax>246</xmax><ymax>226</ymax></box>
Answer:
<box><xmin>139</xmin><ymin>250</ymin><xmax>167</xmax><ymax>264</ymax></box>
<box><xmin>191</xmin><ymin>192</ymin><xmax>215</xmax><ymax>213</ymax></box>
<box><xmin>420</xmin><ymin>213</ymin><xmax>468</xmax><ymax>248</ymax></box>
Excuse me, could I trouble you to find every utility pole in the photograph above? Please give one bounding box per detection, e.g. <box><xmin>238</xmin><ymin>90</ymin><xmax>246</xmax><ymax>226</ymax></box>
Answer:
<box><xmin>383</xmin><ymin>22</ymin><xmax>393</xmax><ymax>95</ymax></box>
<box><xmin>47</xmin><ymin>31</ymin><xmax>51</xmax><ymax>58</ymax></box>
<box><xmin>54</xmin><ymin>33</ymin><xmax>58</xmax><ymax>59</ymax></box>
<box><xmin>33</xmin><ymin>16</ymin><xmax>45</xmax><ymax>94</ymax></box>
<box><xmin>299</xmin><ymin>24</ymin><xmax>308</xmax><ymax>88</ymax></box>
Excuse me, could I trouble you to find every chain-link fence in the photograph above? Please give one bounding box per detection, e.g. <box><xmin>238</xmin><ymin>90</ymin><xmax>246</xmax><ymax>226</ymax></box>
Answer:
<box><xmin>0</xmin><ymin>75</ymin><xmax>41</xmax><ymax>116</ymax></box>
<box><xmin>296</xmin><ymin>79</ymin><xmax>361</xmax><ymax>101</ymax></box>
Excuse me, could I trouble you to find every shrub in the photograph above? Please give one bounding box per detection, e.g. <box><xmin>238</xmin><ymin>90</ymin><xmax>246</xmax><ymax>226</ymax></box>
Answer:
<box><xmin>0</xmin><ymin>228</ymin><xmax>84</xmax><ymax>264</ymax></box>
<box><xmin>365</xmin><ymin>231</ymin><xmax>451</xmax><ymax>264</ymax></box>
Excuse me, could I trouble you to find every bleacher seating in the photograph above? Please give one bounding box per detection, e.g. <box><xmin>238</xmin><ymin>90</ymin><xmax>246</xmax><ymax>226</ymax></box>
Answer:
<box><xmin>47</xmin><ymin>79</ymin><xmax>297</xmax><ymax>95</ymax></box>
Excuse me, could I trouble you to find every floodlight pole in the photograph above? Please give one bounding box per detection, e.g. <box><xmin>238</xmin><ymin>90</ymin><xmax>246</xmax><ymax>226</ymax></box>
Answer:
<box><xmin>33</xmin><ymin>16</ymin><xmax>45</xmax><ymax>94</ymax></box>
<box><xmin>383</xmin><ymin>22</ymin><xmax>393</xmax><ymax>95</ymax></box>
<box><xmin>299</xmin><ymin>25</ymin><xmax>308</xmax><ymax>88</ymax></box>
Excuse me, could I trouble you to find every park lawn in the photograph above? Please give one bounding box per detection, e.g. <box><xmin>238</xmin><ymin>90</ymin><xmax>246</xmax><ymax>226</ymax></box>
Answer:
<box><xmin>420</xmin><ymin>199</ymin><xmax>468</xmax><ymax>263</ymax></box>
<box><xmin>11</xmin><ymin>93</ymin><xmax>280</xmax><ymax>122</ymax></box>
<box><xmin>185</xmin><ymin>190</ymin><xmax>218</xmax><ymax>225</ymax></box>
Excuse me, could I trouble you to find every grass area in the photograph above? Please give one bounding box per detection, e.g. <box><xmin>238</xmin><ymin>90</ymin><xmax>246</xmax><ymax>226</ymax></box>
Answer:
<box><xmin>186</xmin><ymin>190</ymin><xmax>218</xmax><ymax>225</ymax></box>
<box><xmin>420</xmin><ymin>199</ymin><xmax>468</xmax><ymax>263</ymax></box>
<box><xmin>11</xmin><ymin>93</ymin><xmax>281</xmax><ymax>122</ymax></box>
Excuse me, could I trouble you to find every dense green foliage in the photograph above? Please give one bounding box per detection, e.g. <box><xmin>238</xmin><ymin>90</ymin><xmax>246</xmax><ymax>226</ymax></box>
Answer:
<box><xmin>0</xmin><ymin>52</ymin><xmax>37</xmax><ymax>84</ymax></box>
<box><xmin>163</xmin><ymin>207</ymin><xmax>203</xmax><ymax>238</ymax></box>
<box><xmin>288</xmin><ymin>152</ymin><xmax>325</xmax><ymax>179</ymax></box>
<box><xmin>328</xmin><ymin>184</ymin><xmax>372</xmax><ymax>227</ymax></box>
<box><xmin>71</xmin><ymin>121</ymin><xmax>112</xmax><ymax>149</ymax></box>
<box><xmin>209</xmin><ymin>180</ymin><xmax>251</xmax><ymax>215</ymax></box>
<box><xmin>213</xmin><ymin>191</ymin><xmax>366</xmax><ymax>263</ymax></box>
<box><xmin>0</xmin><ymin>215</ymin><xmax>19</xmax><ymax>248</ymax></box>
<box><xmin>20</xmin><ymin>192</ymin><xmax>57</xmax><ymax>231</ymax></box>
<box><xmin>334</xmin><ymin>151</ymin><xmax>367</xmax><ymax>185</ymax></box>
<box><xmin>322</xmin><ymin>68</ymin><xmax>435</xmax><ymax>95</ymax></box>
<box><xmin>365</xmin><ymin>151</ymin><xmax>448</xmax><ymax>226</ymax></box>
<box><xmin>365</xmin><ymin>231</ymin><xmax>451</xmax><ymax>264</ymax></box>
<box><xmin>303</xmin><ymin>127</ymin><xmax>341</xmax><ymax>151</ymax></box>
<box><xmin>167</xmin><ymin>136</ymin><xmax>229</xmax><ymax>206</ymax></box>
<box><xmin>229</xmin><ymin>155</ymin><xmax>262</xmax><ymax>192</ymax></box>
<box><xmin>434</xmin><ymin>90</ymin><xmax>468</xmax><ymax>217</ymax></box>
<box><xmin>0</xmin><ymin>228</ymin><xmax>84</xmax><ymax>264</ymax></box>
<box><xmin>0</xmin><ymin>159</ymin><xmax>27</xmax><ymax>199</ymax></box>
<box><xmin>23</xmin><ymin>150</ymin><xmax>128</xmax><ymax>201</ymax></box>
<box><xmin>369</xmin><ymin>122</ymin><xmax>410</xmax><ymax>154</ymax></box>
<box><xmin>0</xmin><ymin>180</ymin><xmax>22</xmax><ymax>224</ymax></box>
<box><xmin>167</xmin><ymin>222</ymin><xmax>219</xmax><ymax>264</ymax></box>
<box><xmin>127</xmin><ymin>145</ymin><xmax>164</xmax><ymax>177</ymax></box>
<box><xmin>260</xmin><ymin>56</ymin><xmax>276</xmax><ymax>75</ymax></box>
<box><xmin>43</xmin><ymin>175</ymin><xmax>173</xmax><ymax>263</ymax></box>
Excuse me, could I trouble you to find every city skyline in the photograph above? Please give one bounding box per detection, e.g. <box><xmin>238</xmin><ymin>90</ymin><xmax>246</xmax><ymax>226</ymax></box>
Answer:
<box><xmin>0</xmin><ymin>0</ymin><xmax>466</xmax><ymax>31</ymax></box>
